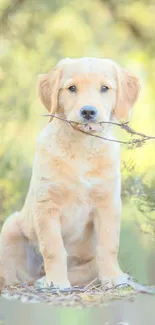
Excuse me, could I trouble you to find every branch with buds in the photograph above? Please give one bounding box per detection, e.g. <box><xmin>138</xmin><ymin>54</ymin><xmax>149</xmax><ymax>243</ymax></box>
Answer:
<box><xmin>43</xmin><ymin>114</ymin><xmax>155</xmax><ymax>149</ymax></box>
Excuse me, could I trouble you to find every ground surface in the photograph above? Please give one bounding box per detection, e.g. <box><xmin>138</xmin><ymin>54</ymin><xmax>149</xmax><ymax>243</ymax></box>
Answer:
<box><xmin>0</xmin><ymin>284</ymin><xmax>139</xmax><ymax>307</ymax></box>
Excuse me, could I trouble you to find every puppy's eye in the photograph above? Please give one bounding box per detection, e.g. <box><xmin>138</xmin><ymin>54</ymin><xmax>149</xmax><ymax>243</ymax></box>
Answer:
<box><xmin>68</xmin><ymin>85</ymin><xmax>77</xmax><ymax>92</ymax></box>
<box><xmin>100</xmin><ymin>85</ymin><xmax>109</xmax><ymax>93</ymax></box>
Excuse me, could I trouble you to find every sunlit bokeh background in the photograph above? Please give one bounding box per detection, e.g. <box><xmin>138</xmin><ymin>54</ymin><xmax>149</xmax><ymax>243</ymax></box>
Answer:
<box><xmin>1</xmin><ymin>0</ymin><xmax>155</xmax><ymax>284</ymax></box>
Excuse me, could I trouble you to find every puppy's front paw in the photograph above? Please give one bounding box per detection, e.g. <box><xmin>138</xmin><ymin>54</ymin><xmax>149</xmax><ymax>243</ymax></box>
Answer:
<box><xmin>35</xmin><ymin>276</ymin><xmax>71</xmax><ymax>291</ymax></box>
<box><xmin>35</xmin><ymin>276</ymin><xmax>52</xmax><ymax>289</ymax></box>
<box><xmin>101</xmin><ymin>273</ymin><xmax>132</xmax><ymax>290</ymax></box>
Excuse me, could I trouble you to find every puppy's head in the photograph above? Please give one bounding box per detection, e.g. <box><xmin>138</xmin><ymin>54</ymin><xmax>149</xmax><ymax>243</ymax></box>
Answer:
<box><xmin>38</xmin><ymin>58</ymin><xmax>140</xmax><ymax>131</ymax></box>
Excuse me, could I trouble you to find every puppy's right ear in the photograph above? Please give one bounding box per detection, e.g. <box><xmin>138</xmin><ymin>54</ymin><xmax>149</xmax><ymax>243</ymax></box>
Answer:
<box><xmin>37</xmin><ymin>67</ymin><xmax>62</xmax><ymax>116</ymax></box>
<box><xmin>113</xmin><ymin>65</ymin><xmax>140</xmax><ymax>122</ymax></box>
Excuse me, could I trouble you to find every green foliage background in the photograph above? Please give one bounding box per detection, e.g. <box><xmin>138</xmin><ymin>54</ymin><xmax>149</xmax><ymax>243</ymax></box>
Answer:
<box><xmin>0</xmin><ymin>0</ymin><xmax>155</xmax><ymax>282</ymax></box>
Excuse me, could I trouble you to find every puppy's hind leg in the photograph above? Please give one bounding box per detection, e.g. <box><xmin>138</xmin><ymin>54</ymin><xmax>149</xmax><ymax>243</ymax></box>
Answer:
<box><xmin>0</xmin><ymin>212</ymin><xmax>42</xmax><ymax>286</ymax></box>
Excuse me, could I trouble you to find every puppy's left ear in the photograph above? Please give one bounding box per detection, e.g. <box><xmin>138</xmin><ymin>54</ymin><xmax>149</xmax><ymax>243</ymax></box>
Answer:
<box><xmin>37</xmin><ymin>66</ymin><xmax>62</xmax><ymax>120</ymax></box>
<box><xmin>113</xmin><ymin>65</ymin><xmax>140</xmax><ymax>122</ymax></box>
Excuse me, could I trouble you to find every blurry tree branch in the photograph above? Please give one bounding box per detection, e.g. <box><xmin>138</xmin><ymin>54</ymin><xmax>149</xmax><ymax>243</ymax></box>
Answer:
<box><xmin>0</xmin><ymin>0</ymin><xmax>25</xmax><ymax>31</ymax></box>
<box><xmin>101</xmin><ymin>0</ymin><xmax>155</xmax><ymax>53</ymax></box>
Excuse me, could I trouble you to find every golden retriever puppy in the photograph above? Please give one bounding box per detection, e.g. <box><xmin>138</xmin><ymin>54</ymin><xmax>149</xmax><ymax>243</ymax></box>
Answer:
<box><xmin>0</xmin><ymin>58</ymin><xmax>140</xmax><ymax>290</ymax></box>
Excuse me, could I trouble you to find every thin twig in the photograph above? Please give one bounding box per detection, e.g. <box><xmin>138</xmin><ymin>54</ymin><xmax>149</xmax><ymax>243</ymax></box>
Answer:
<box><xmin>42</xmin><ymin>114</ymin><xmax>155</xmax><ymax>147</ymax></box>
<box><xmin>84</xmin><ymin>277</ymin><xmax>99</xmax><ymax>291</ymax></box>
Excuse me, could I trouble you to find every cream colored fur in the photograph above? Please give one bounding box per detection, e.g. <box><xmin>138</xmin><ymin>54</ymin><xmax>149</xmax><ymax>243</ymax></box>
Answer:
<box><xmin>0</xmin><ymin>58</ymin><xmax>140</xmax><ymax>289</ymax></box>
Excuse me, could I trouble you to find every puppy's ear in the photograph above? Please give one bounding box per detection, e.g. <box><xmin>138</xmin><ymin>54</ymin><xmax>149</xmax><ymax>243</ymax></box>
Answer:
<box><xmin>38</xmin><ymin>67</ymin><xmax>62</xmax><ymax>118</ymax></box>
<box><xmin>113</xmin><ymin>65</ymin><xmax>140</xmax><ymax>122</ymax></box>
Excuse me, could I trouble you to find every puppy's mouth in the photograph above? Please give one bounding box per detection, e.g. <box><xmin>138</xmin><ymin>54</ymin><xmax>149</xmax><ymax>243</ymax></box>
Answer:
<box><xmin>75</xmin><ymin>122</ymin><xmax>104</xmax><ymax>133</ymax></box>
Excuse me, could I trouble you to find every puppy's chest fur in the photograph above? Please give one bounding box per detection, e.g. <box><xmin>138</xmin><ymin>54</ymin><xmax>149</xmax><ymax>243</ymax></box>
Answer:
<box><xmin>37</xmin><ymin>127</ymin><xmax>120</xmax><ymax>242</ymax></box>
<box><xmin>50</xmin><ymin>141</ymin><xmax>114</xmax><ymax>194</ymax></box>
<box><xmin>46</xmin><ymin>140</ymin><xmax>119</xmax><ymax>240</ymax></box>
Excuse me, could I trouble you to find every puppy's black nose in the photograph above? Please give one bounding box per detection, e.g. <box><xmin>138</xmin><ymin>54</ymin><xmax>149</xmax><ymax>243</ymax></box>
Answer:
<box><xmin>80</xmin><ymin>106</ymin><xmax>98</xmax><ymax>121</ymax></box>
